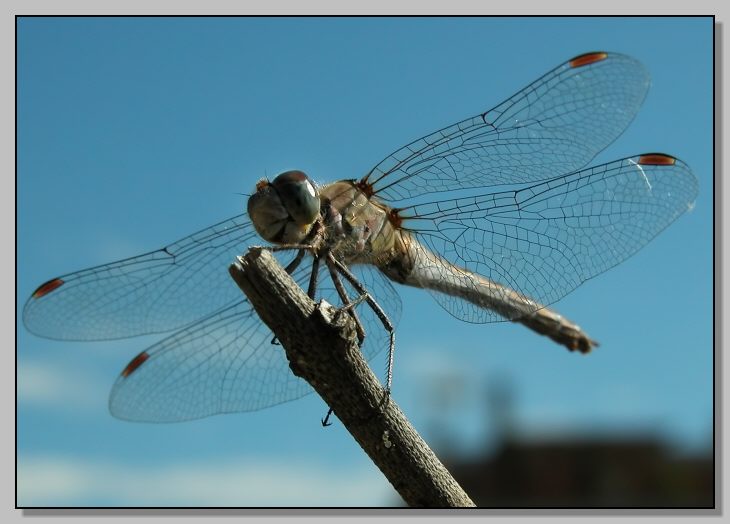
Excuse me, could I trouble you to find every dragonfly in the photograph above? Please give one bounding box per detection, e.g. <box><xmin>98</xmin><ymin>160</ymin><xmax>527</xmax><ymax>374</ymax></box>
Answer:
<box><xmin>23</xmin><ymin>51</ymin><xmax>698</xmax><ymax>423</ymax></box>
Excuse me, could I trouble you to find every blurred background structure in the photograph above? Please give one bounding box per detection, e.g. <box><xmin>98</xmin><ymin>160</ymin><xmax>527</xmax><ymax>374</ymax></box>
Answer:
<box><xmin>424</xmin><ymin>376</ymin><xmax>713</xmax><ymax>507</ymax></box>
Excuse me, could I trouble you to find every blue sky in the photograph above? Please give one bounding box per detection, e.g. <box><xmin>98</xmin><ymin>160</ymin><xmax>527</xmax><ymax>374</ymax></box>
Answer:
<box><xmin>17</xmin><ymin>17</ymin><xmax>713</xmax><ymax>507</ymax></box>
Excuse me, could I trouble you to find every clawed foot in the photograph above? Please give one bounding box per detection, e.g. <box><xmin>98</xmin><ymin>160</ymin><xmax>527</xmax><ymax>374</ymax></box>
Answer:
<box><xmin>332</xmin><ymin>293</ymin><xmax>369</xmax><ymax>346</ymax></box>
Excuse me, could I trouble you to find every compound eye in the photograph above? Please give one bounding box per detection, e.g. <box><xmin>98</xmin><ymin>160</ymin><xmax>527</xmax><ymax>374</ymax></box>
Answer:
<box><xmin>271</xmin><ymin>170</ymin><xmax>320</xmax><ymax>226</ymax></box>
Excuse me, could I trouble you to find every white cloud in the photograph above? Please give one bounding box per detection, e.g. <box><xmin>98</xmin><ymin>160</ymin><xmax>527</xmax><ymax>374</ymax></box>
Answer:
<box><xmin>18</xmin><ymin>454</ymin><xmax>397</xmax><ymax>507</ymax></box>
<box><xmin>18</xmin><ymin>359</ymin><xmax>109</xmax><ymax>411</ymax></box>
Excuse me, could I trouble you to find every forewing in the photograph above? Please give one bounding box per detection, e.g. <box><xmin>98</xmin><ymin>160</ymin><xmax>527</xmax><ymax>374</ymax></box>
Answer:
<box><xmin>364</xmin><ymin>52</ymin><xmax>650</xmax><ymax>201</ymax></box>
<box><xmin>23</xmin><ymin>214</ymin><xmax>256</xmax><ymax>341</ymax></box>
<box><xmin>400</xmin><ymin>154</ymin><xmax>698</xmax><ymax>323</ymax></box>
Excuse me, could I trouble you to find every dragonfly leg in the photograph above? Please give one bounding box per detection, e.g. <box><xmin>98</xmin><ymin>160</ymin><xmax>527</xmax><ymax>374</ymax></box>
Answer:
<box><xmin>325</xmin><ymin>259</ymin><xmax>366</xmax><ymax>345</ymax></box>
<box><xmin>327</xmin><ymin>253</ymin><xmax>396</xmax><ymax>395</ymax></box>
<box><xmin>307</xmin><ymin>255</ymin><xmax>320</xmax><ymax>299</ymax></box>
<box><xmin>256</xmin><ymin>243</ymin><xmax>322</xmax><ymax>299</ymax></box>
<box><xmin>256</xmin><ymin>244</ymin><xmax>321</xmax><ymax>293</ymax></box>
<box><xmin>283</xmin><ymin>248</ymin><xmax>307</xmax><ymax>274</ymax></box>
<box><xmin>321</xmin><ymin>407</ymin><xmax>334</xmax><ymax>427</ymax></box>
<box><xmin>258</xmin><ymin>243</ymin><xmax>316</xmax><ymax>253</ymax></box>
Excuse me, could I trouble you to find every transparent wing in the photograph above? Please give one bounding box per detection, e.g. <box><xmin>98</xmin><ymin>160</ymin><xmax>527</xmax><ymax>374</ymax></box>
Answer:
<box><xmin>109</xmin><ymin>254</ymin><xmax>402</xmax><ymax>422</ymax></box>
<box><xmin>363</xmin><ymin>52</ymin><xmax>650</xmax><ymax>202</ymax></box>
<box><xmin>399</xmin><ymin>154</ymin><xmax>698</xmax><ymax>323</ymax></box>
<box><xmin>23</xmin><ymin>214</ymin><xmax>256</xmax><ymax>341</ymax></box>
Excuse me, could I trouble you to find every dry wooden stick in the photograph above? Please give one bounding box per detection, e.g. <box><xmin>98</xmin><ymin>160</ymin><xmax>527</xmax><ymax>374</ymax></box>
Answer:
<box><xmin>228</xmin><ymin>248</ymin><xmax>475</xmax><ymax>508</ymax></box>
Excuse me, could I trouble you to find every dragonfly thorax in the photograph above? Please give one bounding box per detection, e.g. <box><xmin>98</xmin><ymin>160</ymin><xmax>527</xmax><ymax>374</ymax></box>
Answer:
<box><xmin>318</xmin><ymin>180</ymin><xmax>402</xmax><ymax>267</ymax></box>
<box><xmin>247</xmin><ymin>170</ymin><xmax>321</xmax><ymax>244</ymax></box>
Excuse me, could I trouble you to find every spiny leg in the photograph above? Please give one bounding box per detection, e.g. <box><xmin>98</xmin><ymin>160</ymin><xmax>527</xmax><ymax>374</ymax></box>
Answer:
<box><xmin>252</xmin><ymin>244</ymin><xmax>321</xmax><ymax>299</ymax></box>
<box><xmin>307</xmin><ymin>255</ymin><xmax>320</xmax><ymax>299</ymax></box>
<box><xmin>256</xmin><ymin>245</ymin><xmax>381</xmax><ymax>421</ymax></box>
<box><xmin>319</xmin><ymin>256</ymin><xmax>371</xmax><ymax>427</ymax></box>
<box><xmin>259</xmin><ymin>242</ymin><xmax>317</xmax><ymax>253</ymax></box>
<box><xmin>283</xmin><ymin>248</ymin><xmax>307</xmax><ymax>274</ymax></box>
<box><xmin>319</xmin><ymin>258</ymin><xmax>369</xmax><ymax>428</ymax></box>
<box><xmin>327</xmin><ymin>253</ymin><xmax>396</xmax><ymax>395</ymax></box>
<box><xmin>325</xmin><ymin>258</ymin><xmax>366</xmax><ymax>346</ymax></box>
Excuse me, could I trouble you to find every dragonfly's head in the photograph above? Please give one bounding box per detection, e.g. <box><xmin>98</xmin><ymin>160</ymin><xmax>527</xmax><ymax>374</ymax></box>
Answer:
<box><xmin>247</xmin><ymin>170</ymin><xmax>321</xmax><ymax>244</ymax></box>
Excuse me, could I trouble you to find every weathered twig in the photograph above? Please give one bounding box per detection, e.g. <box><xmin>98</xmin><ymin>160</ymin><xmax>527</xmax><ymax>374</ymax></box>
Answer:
<box><xmin>228</xmin><ymin>248</ymin><xmax>475</xmax><ymax>508</ymax></box>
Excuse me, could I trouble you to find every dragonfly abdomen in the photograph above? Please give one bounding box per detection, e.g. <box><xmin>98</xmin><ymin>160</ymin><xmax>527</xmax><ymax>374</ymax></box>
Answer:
<box><xmin>379</xmin><ymin>235</ymin><xmax>597</xmax><ymax>353</ymax></box>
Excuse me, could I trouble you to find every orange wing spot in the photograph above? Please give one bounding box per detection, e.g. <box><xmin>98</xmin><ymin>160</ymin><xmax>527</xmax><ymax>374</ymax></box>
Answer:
<box><xmin>638</xmin><ymin>154</ymin><xmax>676</xmax><ymax>166</ymax></box>
<box><xmin>569</xmin><ymin>52</ymin><xmax>608</xmax><ymax>68</ymax></box>
<box><xmin>121</xmin><ymin>352</ymin><xmax>150</xmax><ymax>378</ymax></box>
<box><xmin>32</xmin><ymin>278</ymin><xmax>64</xmax><ymax>299</ymax></box>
